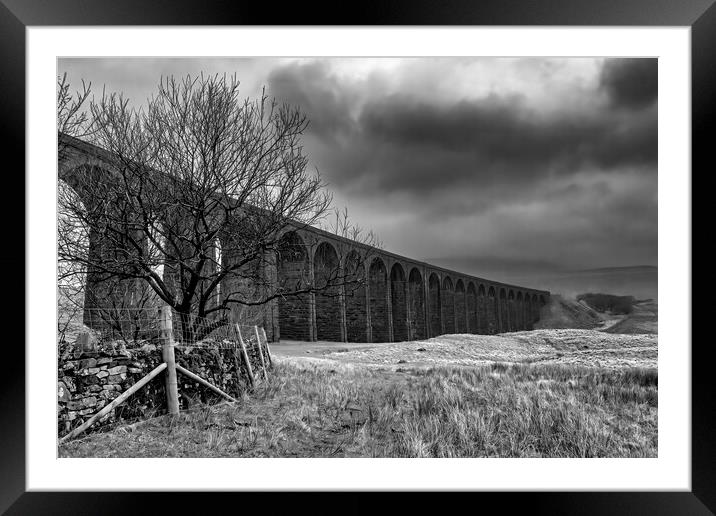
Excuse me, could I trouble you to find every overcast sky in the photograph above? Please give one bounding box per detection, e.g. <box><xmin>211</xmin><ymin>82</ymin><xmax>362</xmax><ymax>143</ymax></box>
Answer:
<box><xmin>59</xmin><ymin>57</ymin><xmax>657</xmax><ymax>283</ymax></box>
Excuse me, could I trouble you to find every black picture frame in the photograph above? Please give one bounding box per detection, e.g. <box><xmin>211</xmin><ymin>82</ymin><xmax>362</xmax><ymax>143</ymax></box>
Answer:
<box><xmin>2</xmin><ymin>1</ymin><xmax>711</xmax><ymax>513</ymax></box>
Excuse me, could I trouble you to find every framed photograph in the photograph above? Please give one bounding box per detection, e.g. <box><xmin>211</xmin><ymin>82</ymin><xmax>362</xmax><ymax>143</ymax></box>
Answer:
<box><xmin>4</xmin><ymin>0</ymin><xmax>710</xmax><ymax>513</ymax></box>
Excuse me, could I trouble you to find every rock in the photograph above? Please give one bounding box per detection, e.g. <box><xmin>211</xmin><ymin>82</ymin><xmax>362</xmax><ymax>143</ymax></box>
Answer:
<box><xmin>60</xmin><ymin>343</ymin><xmax>75</xmax><ymax>362</ymax></box>
<box><xmin>62</xmin><ymin>362</ymin><xmax>76</xmax><ymax>372</ymax></box>
<box><xmin>79</xmin><ymin>408</ymin><xmax>95</xmax><ymax>415</ymax></box>
<box><xmin>96</xmin><ymin>357</ymin><xmax>112</xmax><ymax>366</ymax></box>
<box><xmin>66</xmin><ymin>411</ymin><xmax>78</xmax><ymax>421</ymax></box>
<box><xmin>83</xmin><ymin>396</ymin><xmax>98</xmax><ymax>407</ymax></box>
<box><xmin>87</xmin><ymin>367</ymin><xmax>100</xmax><ymax>374</ymax></box>
<box><xmin>107</xmin><ymin>374</ymin><xmax>123</xmax><ymax>383</ymax></box>
<box><xmin>103</xmin><ymin>384</ymin><xmax>121</xmax><ymax>391</ymax></box>
<box><xmin>108</xmin><ymin>365</ymin><xmax>127</xmax><ymax>375</ymax></box>
<box><xmin>82</xmin><ymin>375</ymin><xmax>99</xmax><ymax>385</ymax></box>
<box><xmin>128</xmin><ymin>367</ymin><xmax>142</xmax><ymax>374</ymax></box>
<box><xmin>140</xmin><ymin>343</ymin><xmax>157</xmax><ymax>353</ymax></box>
<box><xmin>61</xmin><ymin>376</ymin><xmax>76</xmax><ymax>392</ymax></box>
<box><xmin>97</xmin><ymin>370</ymin><xmax>109</xmax><ymax>378</ymax></box>
<box><xmin>80</xmin><ymin>358</ymin><xmax>97</xmax><ymax>369</ymax></box>
<box><xmin>57</xmin><ymin>382</ymin><xmax>71</xmax><ymax>402</ymax></box>
<box><xmin>66</xmin><ymin>401</ymin><xmax>83</xmax><ymax>411</ymax></box>
<box><xmin>88</xmin><ymin>385</ymin><xmax>103</xmax><ymax>393</ymax></box>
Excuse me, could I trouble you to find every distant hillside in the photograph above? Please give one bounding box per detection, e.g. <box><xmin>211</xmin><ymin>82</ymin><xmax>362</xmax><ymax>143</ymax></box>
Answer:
<box><xmin>577</xmin><ymin>293</ymin><xmax>635</xmax><ymax>314</ymax></box>
<box><xmin>501</xmin><ymin>266</ymin><xmax>656</xmax><ymax>300</ymax></box>
<box><xmin>534</xmin><ymin>294</ymin><xmax>657</xmax><ymax>334</ymax></box>
<box><xmin>533</xmin><ymin>267</ymin><xmax>657</xmax><ymax>300</ymax></box>
<box><xmin>534</xmin><ymin>294</ymin><xmax>604</xmax><ymax>330</ymax></box>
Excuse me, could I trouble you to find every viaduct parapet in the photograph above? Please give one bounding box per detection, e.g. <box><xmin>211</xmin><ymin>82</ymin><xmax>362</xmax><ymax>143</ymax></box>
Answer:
<box><xmin>59</xmin><ymin>134</ymin><xmax>550</xmax><ymax>343</ymax></box>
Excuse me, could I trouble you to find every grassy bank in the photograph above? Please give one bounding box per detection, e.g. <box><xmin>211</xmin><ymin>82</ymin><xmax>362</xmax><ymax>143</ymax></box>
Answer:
<box><xmin>59</xmin><ymin>358</ymin><xmax>657</xmax><ymax>458</ymax></box>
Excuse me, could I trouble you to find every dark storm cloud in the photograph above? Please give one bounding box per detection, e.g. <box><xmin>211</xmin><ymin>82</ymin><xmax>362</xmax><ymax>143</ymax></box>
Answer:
<box><xmin>600</xmin><ymin>58</ymin><xmax>658</xmax><ymax>110</ymax></box>
<box><xmin>267</xmin><ymin>60</ymin><xmax>655</xmax><ymax>203</ymax></box>
<box><xmin>263</xmin><ymin>58</ymin><xmax>657</xmax><ymax>273</ymax></box>
<box><xmin>358</xmin><ymin>96</ymin><xmax>656</xmax><ymax>190</ymax></box>
<box><xmin>60</xmin><ymin>57</ymin><xmax>658</xmax><ymax>275</ymax></box>
<box><xmin>268</xmin><ymin>62</ymin><xmax>357</xmax><ymax>143</ymax></box>
<box><xmin>269</xmin><ymin>68</ymin><xmax>657</xmax><ymax>209</ymax></box>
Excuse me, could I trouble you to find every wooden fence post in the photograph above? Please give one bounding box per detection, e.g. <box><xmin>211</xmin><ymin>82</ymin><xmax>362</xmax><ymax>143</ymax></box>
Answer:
<box><xmin>260</xmin><ymin>327</ymin><xmax>272</xmax><ymax>367</ymax></box>
<box><xmin>254</xmin><ymin>326</ymin><xmax>268</xmax><ymax>380</ymax></box>
<box><xmin>159</xmin><ymin>305</ymin><xmax>180</xmax><ymax>416</ymax></box>
<box><xmin>235</xmin><ymin>325</ymin><xmax>255</xmax><ymax>387</ymax></box>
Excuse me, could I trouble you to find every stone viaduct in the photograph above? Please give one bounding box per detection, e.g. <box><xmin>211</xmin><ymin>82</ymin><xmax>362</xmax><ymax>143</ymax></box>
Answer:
<box><xmin>59</xmin><ymin>133</ymin><xmax>550</xmax><ymax>343</ymax></box>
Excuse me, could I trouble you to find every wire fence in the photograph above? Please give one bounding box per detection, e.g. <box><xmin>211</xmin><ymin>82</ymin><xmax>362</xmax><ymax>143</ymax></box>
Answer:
<box><xmin>60</xmin><ymin>306</ymin><xmax>269</xmax><ymax>350</ymax></box>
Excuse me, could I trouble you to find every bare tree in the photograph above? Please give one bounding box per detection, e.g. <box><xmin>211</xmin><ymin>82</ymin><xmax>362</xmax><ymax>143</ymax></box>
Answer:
<box><xmin>57</xmin><ymin>74</ymin><xmax>94</xmax><ymax>342</ymax></box>
<box><xmin>322</xmin><ymin>206</ymin><xmax>383</xmax><ymax>248</ymax></box>
<box><xmin>57</xmin><ymin>72</ymin><xmax>97</xmax><ymax>152</ymax></box>
<box><xmin>58</xmin><ymin>74</ymin><xmax>380</xmax><ymax>342</ymax></box>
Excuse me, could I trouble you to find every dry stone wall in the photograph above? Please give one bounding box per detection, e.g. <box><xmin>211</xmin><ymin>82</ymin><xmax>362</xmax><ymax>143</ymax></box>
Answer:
<box><xmin>57</xmin><ymin>332</ymin><xmax>269</xmax><ymax>438</ymax></box>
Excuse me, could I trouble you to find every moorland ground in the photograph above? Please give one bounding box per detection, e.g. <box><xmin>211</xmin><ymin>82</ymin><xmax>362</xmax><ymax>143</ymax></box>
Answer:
<box><xmin>59</xmin><ymin>299</ymin><xmax>658</xmax><ymax>458</ymax></box>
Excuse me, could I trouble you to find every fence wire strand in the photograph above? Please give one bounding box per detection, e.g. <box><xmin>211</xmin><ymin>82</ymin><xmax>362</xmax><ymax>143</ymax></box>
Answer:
<box><xmin>62</xmin><ymin>306</ymin><xmax>268</xmax><ymax>351</ymax></box>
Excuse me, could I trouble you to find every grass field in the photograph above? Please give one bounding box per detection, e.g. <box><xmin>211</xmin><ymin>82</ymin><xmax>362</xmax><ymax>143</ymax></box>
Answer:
<box><xmin>59</xmin><ymin>342</ymin><xmax>657</xmax><ymax>458</ymax></box>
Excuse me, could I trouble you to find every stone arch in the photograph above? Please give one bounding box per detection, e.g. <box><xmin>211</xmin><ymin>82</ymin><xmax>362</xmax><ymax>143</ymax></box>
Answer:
<box><xmin>58</xmin><ymin>145</ymin><xmax>111</xmax><ymax>185</ymax></box>
<box><xmin>466</xmin><ymin>282</ymin><xmax>477</xmax><ymax>333</ymax></box>
<box><xmin>313</xmin><ymin>241</ymin><xmax>342</xmax><ymax>342</ymax></box>
<box><xmin>59</xmin><ymin>162</ymin><xmax>114</xmax><ymax>205</ymax></box>
<box><xmin>526</xmin><ymin>292</ymin><xmax>534</xmax><ymax>329</ymax></box>
<box><xmin>455</xmin><ymin>279</ymin><xmax>466</xmax><ymax>333</ymax></box>
<box><xmin>507</xmin><ymin>289</ymin><xmax>516</xmax><ymax>332</ymax></box>
<box><xmin>487</xmin><ymin>286</ymin><xmax>498</xmax><ymax>334</ymax></box>
<box><xmin>276</xmin><ymin>231</ymin><xmax>311</xmax><ymax>341</ymax></box>
<box><xmin>516</xmin><ymin>291</ymin><xmax>524</xmax><ymax>330</ymax></box>
<box><xmin>532</xmin><ymin>294</ymin><xmax>541</xmax><ymax>322</ymax></box>
<box><xmin>408</xmin><ymin>267</ymin><xmax>426</xmax><ymax>340</ymax></box>
<box><xmin>344</xmin><ymin>250</ymin><xmax>367</xmax><ymax>342</ymax></box>
<box><xmin>390</xmin><ymin>262</ymin><xmax>409</xmax><ymax>342</ymax></box>
<box><xmin>442</xmin><ymin>276</ymin><xmax>455</xmax><ymax>334</ymax></box>
<box><xmin>369</xmin><ymin>257</ymin><xmax>389</xmax><ymax>342</ymax></box>
<box><xmin>477</xmin><ymin>284</ymin><xmax>489</xmax><ymax>334</ymax></box>
<box><xmin>428</xmin><ymin>272</ymin><xmax>442</xmax><ymax>337</ymax></box>
<box><xmin>537</xmin><ymin>294</ymin><xmax>547</xmax><ymax>325</ymax></box>
<box><xmin>59</xmin><ymin>166</ymin><xmax>159</xmax><ymax>328</ymax></box>
<box><xmin>499</xmin><ymin>288</ymin><xmax>508</xmax><ymax>333</ymax></box>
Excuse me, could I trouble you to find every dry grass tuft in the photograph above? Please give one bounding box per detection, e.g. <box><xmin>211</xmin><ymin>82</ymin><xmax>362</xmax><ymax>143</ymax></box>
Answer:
<box><xmin>59</xmin><ymin>358</ymin><xmax>657</xmax><ymax>458</ymax></box>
